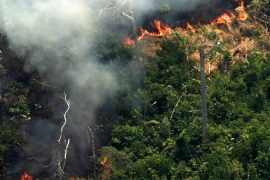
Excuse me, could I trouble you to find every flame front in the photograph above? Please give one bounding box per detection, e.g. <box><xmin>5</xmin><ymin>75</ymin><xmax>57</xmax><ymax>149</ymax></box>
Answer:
<box><xmin>21</xmin><ymin>172</ymin><xmax>33</xmax><ymax>180</ymax></box>
<box><xmin>138</xmin><ymin>20</ymin><xmax>174</xmax><ymax>40</ymax></box>
<box><xmin>124</xmin><ymin>0</ymin><xmax>248</xmax><ymax>46</ymax></box>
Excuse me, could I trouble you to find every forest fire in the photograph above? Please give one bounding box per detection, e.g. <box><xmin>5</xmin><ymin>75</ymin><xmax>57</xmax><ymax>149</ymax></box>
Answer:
<box><xmin>21</xmin><ymin>172</ymin><xmax>33</xmax><ymax>180</ymax></box>
<box><xmin>1</xmin><ymin>0</ymin><xmax>269</xmax><ymax>179</ymax></box>
<box><xmin>124</xmin><ymin>0</ymin><xmax>248</xmax><ymax>46</ymax></box>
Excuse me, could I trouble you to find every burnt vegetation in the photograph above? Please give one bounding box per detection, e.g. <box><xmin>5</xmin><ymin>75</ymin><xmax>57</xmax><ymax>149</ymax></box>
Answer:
<box><xmin>0</xmin><ymin>0</ymin><xmax>270</xmax><ymax>179</ymax></box>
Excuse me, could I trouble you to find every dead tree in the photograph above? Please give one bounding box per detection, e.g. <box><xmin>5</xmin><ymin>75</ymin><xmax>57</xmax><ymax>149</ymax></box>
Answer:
<box><xmin>200</xmin><ymin>48</ymin><xmax>207</xmax><ymax>140</ymax></box>
<box><xmin>199</xmin><ymin>40</ymin><xmax>219</xmax><ymax>140</ymax></box>
<box><xmin>54</xmin><ymin>93</ymin><xmax>71</xmax><ymax>180</ymax></box>
<box><xmin>57</xmin><ymin>93</ymin><xmax>70</xmax><ymax>143</ymax></box>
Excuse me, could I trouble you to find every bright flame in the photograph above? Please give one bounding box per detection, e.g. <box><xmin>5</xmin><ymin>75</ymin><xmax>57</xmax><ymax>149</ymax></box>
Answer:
<box><xmin>138</xmin><ymin>20</ymin><xmax>174</xmax><ymax>40</ymax></box>
<box><xmin>21</xmin><ymin>172</ymin><xmax>33</xmax><ymax>180</ymax></box>
<box><xmin>124</xmin><ymin>0</ymin><xmax>249</xmax><ymax>45</ymax></box>
<box><xmin>236</xmin><ymin>1</ymin><xmax>249</xmax><ymax>21</ymax></box>
<box><xmin>211</xmin><ymin>12</ymin><xmax>235</xmax><ymax>25</ymax></box>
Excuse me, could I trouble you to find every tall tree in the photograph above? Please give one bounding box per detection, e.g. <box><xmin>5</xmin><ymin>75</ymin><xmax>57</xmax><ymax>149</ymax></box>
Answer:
<box><xmin>200</xmin><ymin>47</ymin><xmax>207</xmax><ymax>140</ymax></box>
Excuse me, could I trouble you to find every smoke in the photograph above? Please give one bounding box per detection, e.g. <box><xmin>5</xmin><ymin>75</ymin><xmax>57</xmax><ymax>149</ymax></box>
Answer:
<box><xmin>111</xmin><ymin>0</ymin><xmax>230</xmax><ymax>28</ymax></box>
<box><xmin>0</xmin><ymin>0</ymin><xmax>204</xmax><ymax>177</ymax></box>
<box><xmin>114</xmin><ymin>0</ymin><xmax>202</xmax><ymax>13</ymax></box>
<box><xmin>0</xmin><ymin>0</ymin><xmax>119</xmax><ymax>176</ymax></box>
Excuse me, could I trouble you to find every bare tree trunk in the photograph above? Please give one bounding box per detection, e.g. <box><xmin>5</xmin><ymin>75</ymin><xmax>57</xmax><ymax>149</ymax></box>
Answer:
<box><xmin>200</xmin><ymin>48</ymin><xmax>207</xmax><ymax>140</ymax></box>
<box><xmin>54</xmin><ymin>93</ymin><xmax>71</xmax><ymax>179</ymax></box>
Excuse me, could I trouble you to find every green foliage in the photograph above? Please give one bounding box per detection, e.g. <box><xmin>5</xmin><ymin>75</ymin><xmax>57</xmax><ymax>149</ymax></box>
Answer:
<box><xmin>98</xmin><ymin>30</ymin><xmax>270</xmax><ymax>179</ymax></box>
<box><xmin>0</xmin><ymin>82</ymin><xmax>30</xmax><ymax>166</ymax></box>
<box><xmin>99</xmin><ymin>146</ymin><xmax>132</xmax><ymax>179</ymax></box>
<box><xmin>250</xmin><ymin>0</ymin><xmax>270</xmax><ymax>17</ymax></box>
<box><xmin>94</xmin><ymin>37</ymin><xmax>133</xmax><ymax>65</ymax></box>
<box><xmin>111</xmin><ymin>125</ymin><xmax>144</xmax><ymax>150</ymax></box>
<box><xmin>131</xmin><ymin>154</ymin><xmax>171</xmax><ymax>179</ymax></box>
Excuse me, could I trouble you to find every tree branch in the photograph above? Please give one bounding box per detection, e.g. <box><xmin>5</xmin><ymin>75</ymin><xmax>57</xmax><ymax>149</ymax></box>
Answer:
<box><xmin>57</xmin><ymin>93</ymin><xmax>70</xmax><ymax>143</ymax></box>
<box><xmin>170</xmin><ymin>98</ymin><xmax>181</xmax><ymax>121</ymax></box>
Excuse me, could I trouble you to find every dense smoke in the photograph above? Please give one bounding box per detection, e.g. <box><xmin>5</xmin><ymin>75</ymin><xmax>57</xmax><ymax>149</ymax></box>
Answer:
<box><xmin>0</xmin><ymin>0</ymin><xmax>119</xmax><ymax>176</ymax></box>
<box><xmin>0</xmin><ymin>0</ymin><xmax>204</xmax><ymax>177</ymax></box>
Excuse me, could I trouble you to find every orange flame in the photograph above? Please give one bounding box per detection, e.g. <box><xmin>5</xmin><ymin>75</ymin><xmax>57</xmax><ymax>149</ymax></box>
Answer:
<box><xmin>211</xmin><ymin>12</ymin><xmax>235</xmax><ymax>25</ymax></box>
<box><xmin>237</xmin><ymin>1</ymin><xmax>248</xmax><ymax>21</ymax></box>
<box><xmin>101</xmin><ymin>157</ymin><xmax>111</xmax><ymax>180</ymax></box>
<box><xmin>138</xmin><ymin>20</ymin><xmax>174</xmax><ymax>40</ymax></box>
<box><xmin>125</xmin><ymin>20</ymin><xmax>174</xmax><ymax>45</ymax></box>
<box><xmin>124</xmin><ymin>36</ymin><xmax>135</xmax><ymax>46</ymax></box>
<box><xmin>101</xmin><ymin>157</ymin><xmax>109</xmax><ymax>166</ymax></box>
<box><xmin>187</xmin><ymin>23</ymin><xmax>196</xmax><ymax>32</ymax></box>
<box><xmin>21</xmin><ymin>172</ymin><xmax>33</xmax><ymax>180</ymax></box>
<box><xmin>124</xmin><ymin>0</ymin><xmax>248</xmax><ymax>45</ymax></box>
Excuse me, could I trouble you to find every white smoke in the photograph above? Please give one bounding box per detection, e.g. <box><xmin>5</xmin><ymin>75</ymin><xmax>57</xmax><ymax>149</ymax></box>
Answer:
<box><xmin>0</xmin><ymin>0</ymin><xmax>119</xmax><ymax>175</ymax></box>
<box><xmin>114</xmin><ymin>0</ymin><xmax>202</xmax><ymax>12</ymax></box>
<box><xmin>0</xmin><ymin>0</ymin><xmax>203</xmax><ymax>176</ymax></box>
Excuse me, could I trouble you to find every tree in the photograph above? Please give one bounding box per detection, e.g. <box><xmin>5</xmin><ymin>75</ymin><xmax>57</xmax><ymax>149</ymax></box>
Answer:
<box><xmin>199</xmin><ymin>38</ymin><xmax>220</xmax><ymax>140</ymax></box>
<box><xmin>200</xmin><ymin>47</ymin><xmax>208</xmax><ymax>140</ymax></box>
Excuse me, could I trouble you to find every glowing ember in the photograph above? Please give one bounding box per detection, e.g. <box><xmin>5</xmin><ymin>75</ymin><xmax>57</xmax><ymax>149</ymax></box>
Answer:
<box><xmin>21</xmin><ymin>172</ymin><xmax>33</xmax><ymax>180</ymax></box>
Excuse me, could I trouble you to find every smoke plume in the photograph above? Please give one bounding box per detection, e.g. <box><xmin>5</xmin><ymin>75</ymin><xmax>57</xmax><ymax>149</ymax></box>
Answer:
<box><xmin>0</xmin><ymin>0</ymin><xmax>204</xmax><ymax>177</ymax></box>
